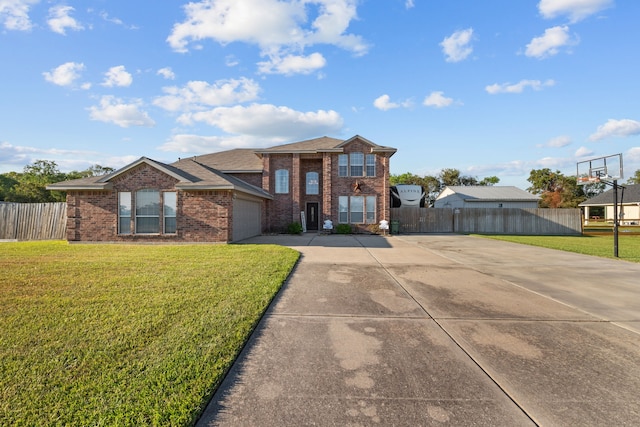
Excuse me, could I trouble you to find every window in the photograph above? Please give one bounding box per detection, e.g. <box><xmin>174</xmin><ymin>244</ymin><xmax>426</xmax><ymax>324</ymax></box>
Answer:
<box><xmin>366</xmin><ymin>154</ymin><xmax>376</xmax><ymax>177</ymax></box>
<box><xmin>306</xmin><ymin>172</ymin><xmax>319</xmax><ymax>195</ymax></box>
<box><xmin>338</xmin><ymin>154</ymin><xmax>348</xmax><ymax>177</ymax></box>
<box><xmin>350</xmin><ymin>196</ymin><xmax>364</xmax><ymax>223</ymax></box>
<box><xmin>338</xmin><ymin>196</ymin><xmax>377</xmax><ymax>224</ymax></box>
<box><xmin>164</xmin><ymin>192</ymin><xmax>177</xmax><ymax>234</ymax></box>
<box><xmin>339</xmin><ymin>196</ymin><xmax>349</xmax><ymax>223</ymax></box>
<box><xmin>136</xmin><ymin>189</ymin><xmax>160</xmax><ymax>233</ymax></box>
<box><xmin>350</xmin><ymin>152</ymin><xmax>364</xmax><ymax>177</ymax></box>
<box><xmin>118</xmin><ymin>192</ymin><xmax>131</xmax><ymax>234</ymax></box>
<box><xmin>366</xmin><ymin>196</ymin><xmax>376</xmax><ymax>223</ymax></box>
<box><xmin>275</xmin><ymin>169</ymin><xmax>289</xmax><ymax>194</ymax></box>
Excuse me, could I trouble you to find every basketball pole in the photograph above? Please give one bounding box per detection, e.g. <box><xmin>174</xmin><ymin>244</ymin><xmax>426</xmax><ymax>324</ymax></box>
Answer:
<box><xmin>613</xmin><ymin>179</ymin><xmax>619</xmax><ymax>257</ymax></box>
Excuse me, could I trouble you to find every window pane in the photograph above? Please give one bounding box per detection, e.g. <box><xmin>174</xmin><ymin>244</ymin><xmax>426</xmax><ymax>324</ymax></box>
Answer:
<box><xmin>163</xmin><ymin>192</ymin><xmax>176</xmax><ymax>216</ymax></box>
<box><xmin>338</xmin><ymin>155</ymin><xmax>348</xmax><ymax>177</ymax></box>
<box><xmin>339</xmin><ymin>196</ymin><xmax>348</xmax><ymax>223</ymax></box>
<box><xmin>350</xmin><ymin>152</ymin><xmax>363</xmax><ymax>177</ymax></box>
<box><xmin>164</xmin><ymin>217</ymin><xmax>177</xmax><ymax>234</ymax></box>
<box><xmin>366</xmin><ymin>196</ymin><xmax>376</xmax><ymax>223</ymax></box>
<box><xmin>366</xmin><ymin>154</ymin><xmax>376</xmax><ymax>177</ymax></box>
<box><xmin>136</xmin><ymin>217</ymin><xmax>159</xmax><ymax>234</ymax></box>
<box><xmin>136</xmin><ymin>189</ymin><xmax>159</xmax><ymax>216</ymax></box>
<box><xmin>351</xmin><ymin>196</ymin><xmax>363</xmax><ymax>223</ymax></box>
<box><xmin>136</xmin><ymin>190</ymin><xmax>160</xmax><ymax>233</ymax></box>
<box><xmin>306</xmin><ymin>172</ymin><xmax>319</xmax><ymax>195</ymax></box>
<box><xmin>119</xmin><ymin>217</ymin><xmax>131</xmax><ymax>234</ymax></box>
<box><xmin>118</xmin><ymin>192</ymin><xmax>131</xmax><ymax>234</ymax></box>
<box><xmin>275</xmin><ymin>169</ymin><xmax>289</xmax><ymax>194</ymax></box>
<box><xmin>164</xmin><ymin>192</ymin><xmax>177</xmax><ymax>234</ymax></box>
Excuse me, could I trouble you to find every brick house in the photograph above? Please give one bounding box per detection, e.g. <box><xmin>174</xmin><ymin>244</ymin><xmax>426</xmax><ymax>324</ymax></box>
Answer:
<box><xmin>47</xmin><ymin>135</ymin><xmax>397</xmax><ymax>242</ymax></box>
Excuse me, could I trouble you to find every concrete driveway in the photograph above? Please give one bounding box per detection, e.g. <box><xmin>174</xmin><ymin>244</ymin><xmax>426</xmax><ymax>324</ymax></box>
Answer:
<box><xmin>197</xmin><ymin>234</ymin><xmax>640</xmax><ymax>426</ymax></box>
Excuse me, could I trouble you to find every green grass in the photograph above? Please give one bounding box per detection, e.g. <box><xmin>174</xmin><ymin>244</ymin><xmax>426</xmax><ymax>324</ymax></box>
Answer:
<box><xmin>0</xmin><ymin>241</ymin><xmax>299</xmax><ymax>426</ymax></box>
<box><xmin>479</xmin><ymin>234</ymin><xmax>640</xmax><ymax>263</ymax></box>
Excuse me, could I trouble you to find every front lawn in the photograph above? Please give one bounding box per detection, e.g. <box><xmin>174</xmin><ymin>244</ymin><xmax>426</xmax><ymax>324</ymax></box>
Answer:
<box><xmin>0</xmin><ymin>241</ymin><xmax>299</xmax><ymax>426</ymax></box>
<box><xmin>479</xmin><ymin>234</ymin><xmax>640</xmax><ymax>263</ymax></box>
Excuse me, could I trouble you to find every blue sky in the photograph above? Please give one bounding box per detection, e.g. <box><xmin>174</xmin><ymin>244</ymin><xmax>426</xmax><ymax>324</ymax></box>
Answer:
<box><xmin>1</xmin><ymin>0</ymin><xmax>639</xmax><ymax>188</ymax></box>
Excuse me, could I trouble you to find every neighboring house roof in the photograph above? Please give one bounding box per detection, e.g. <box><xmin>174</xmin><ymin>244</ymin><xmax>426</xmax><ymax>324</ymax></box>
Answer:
<box><xmin>47</xmin><ymin>157</ymin><xmax>272</xmax><ymax>199</ymax></box>
<box><xmin>436</xmin><ymin>186</ymin><xmax>539</xmax><ymax>202</ymax></box>
<box><xmin>579</xmin><ymin>184</ymin><xmax>640</xmax><ymax>206</ymax></box>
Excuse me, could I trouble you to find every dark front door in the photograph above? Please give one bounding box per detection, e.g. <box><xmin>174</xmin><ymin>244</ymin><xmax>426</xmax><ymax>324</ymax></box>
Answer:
<box><xmin>306</xmin><ymin>203</ymin><xmax>319</xmax><ymax>231</ymax></box>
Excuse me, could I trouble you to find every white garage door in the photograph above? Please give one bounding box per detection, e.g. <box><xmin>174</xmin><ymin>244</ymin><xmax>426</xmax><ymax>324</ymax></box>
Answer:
<box><xmin>232</xmin><ymin>197</ymin><xmax>262</xmax><ymax>242</ymax></box>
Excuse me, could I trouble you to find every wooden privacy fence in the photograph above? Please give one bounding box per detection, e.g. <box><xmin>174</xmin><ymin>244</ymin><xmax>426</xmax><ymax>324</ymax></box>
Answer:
<box><xmin>390</xmin><ymin>207</ymin><xmax>582</xmax><ymax>235</ymax></box>
<box><xmin>0</xmin><ymin>202</ymin><xmax>67</xmax><ymax>241</ymax></box>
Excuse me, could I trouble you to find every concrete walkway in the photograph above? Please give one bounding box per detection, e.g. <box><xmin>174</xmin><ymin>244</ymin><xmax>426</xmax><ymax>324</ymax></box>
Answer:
<box><xmin>197</xmin><ymin>234</ymin><xmax>640</xmax><ymax>426</ymax></box>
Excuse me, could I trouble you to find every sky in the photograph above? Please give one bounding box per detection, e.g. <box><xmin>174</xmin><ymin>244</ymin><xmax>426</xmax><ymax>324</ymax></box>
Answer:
<box><xmin>1</xmin><ymin>0</ymin><xmax>639</xmax><ymax>189</ymax></box>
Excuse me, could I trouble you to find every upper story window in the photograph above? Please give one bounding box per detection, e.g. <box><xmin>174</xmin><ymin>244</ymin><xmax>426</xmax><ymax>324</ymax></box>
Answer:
<box><xmin>338</xmin><ymin>152</ymin><xmax>376</xmax><ymax>177</ymax></box>
<box><xmin>306</xmin><ymin>172</ymin><xmax>319</xmax><ymax>195</ymax></box>
<box><xmin>350</xmin><ymin>152</ymin><xmax>364</xmax><ymax>176</ymax></box>
<box><xmin>275</xmin><ymin>169</ymin><xmax>289</xmax><ymax>194</ymax></box>
<box><xmin>366</xmin><ymin>154</ymin><xmax>376</xmax><ymax>177</ymax></box>
<box><xmin>338</xmin><ymin>154</ymin><xmax>348</xmax><ymax>177</ymax></box>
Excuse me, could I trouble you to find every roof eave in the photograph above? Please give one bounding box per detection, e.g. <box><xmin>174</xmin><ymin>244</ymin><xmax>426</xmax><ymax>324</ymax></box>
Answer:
<box><xmin>46</xmin><ymin>183</ymin><xmax>113</xmax><ymax>191</ymax></box>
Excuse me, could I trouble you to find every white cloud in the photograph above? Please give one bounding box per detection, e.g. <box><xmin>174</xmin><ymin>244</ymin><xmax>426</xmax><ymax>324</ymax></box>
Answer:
<box><xmin>166</xmin><ymin>0</ymin><xmax>368</xmax><ymax>74</ymax></box>
<box><xmin>153</xmin><ymin>78</ymin><xmax>261</xmax><ymax>112</ymax></box>
<box><xmin>177</xmin><ymin>103</ymin><xmax>344</xmax><ymax>139</ymax></box>
<box><xmin>88</xmin><ymin>96</ymin><xmax>155</xmax><ymax>128</ymax></box>
<box><xmin>545</xmin><ymin>135</ymin><xmax>572</xmax><ymax>147</ymax></box>
<box><xmin>258</xmin><ymin>52</ymin><xmax>326</xmax><ymax>75</ymax></box>
<box><xmin>0</xmin><ymin>0</ymin><xmax>37</xmax><ymax>31</ymax></box>
<box><xmin>626</xmin><ymin>147</ymin><xmax>640</xmax><ymax>163</ymax></box>
<box><xmin>373</xmin><ymin>94</ymin><xmax>399</xmax><ymax>111</ymax></box>
<box><xmin>575</xmin><ymin>146</ymin><xmax>594</xmax><ymax>157</ymax></box>
<box><xmin>373</xmin><ymin>94</ymin><xmax>413</xmax><ymax>111</ymax></box>
<box><xmin>102</xmin><ymin>65</ymin><xmax>133</xmax><ymax>87</ymax></box>
<box><xmin>538</xmin><ymin>0</ymin><xmax>613</xmax><ymax>23</ymax></box>
<box><xmin>47</xmin><ymin>5</ymin><xmax>84</xmax><ymax>35</ymax></box>
<box><xmin>423</xmin><ymin>91</ymin><xmax>454</xmax><ymax>108</ymax></box>
<box><xmin>157</xmin><ymin>67</ymin><xmax>176</xmax><ymax>80</ymax></box>
<box><xmin>589</xmin><ymin>119</ymin><xmax>640</xmax><ymax>141</ymax></box>
<box><xmin>42</xmin><ymin>62</ymin><xmax>88</xmax><ymax>87</ymax></box>
<box><xmin>485</xmin><ymin>79</ymin><xmax>555</xmax><ymax>94</ymax></box>
<box><xmin>0</xmin><ymin>141</ymin><xmax>136</xmax><ymax>173</ymax></box>
<box><xmin>525</xmin><ymin>26</ymin><xmax>577</xmax><ymax>59</ymax></box>
<box><xmin>440</xmin><ymin>28</ymin><xmax>474</xmax><ymax>63</ymax></box>
<box><xmin>158</xmin><ymin>134</ymin><xmax>274</xmax><ymax>153</ymax></box>
<box><xmin>405</xmin><ymin>0</ymin><xmax>415</xmax><ymax>9</ymax></box>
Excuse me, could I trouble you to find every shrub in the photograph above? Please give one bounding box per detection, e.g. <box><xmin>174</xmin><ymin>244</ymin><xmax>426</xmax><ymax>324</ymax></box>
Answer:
<box><xmin>287</xmin><ymin>221</ymin><xmax>303</xmax><ymax>234</ymax></box>
<box><xmin>336</xmin><ymin>223</ymin><xmax>352</xmax><ymax>234</ymax></box>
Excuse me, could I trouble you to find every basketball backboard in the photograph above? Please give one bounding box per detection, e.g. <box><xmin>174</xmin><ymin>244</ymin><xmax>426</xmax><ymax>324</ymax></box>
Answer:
<box><xmin>576</xmin><ymin>153</ymin><xmax>623</xmax><ymax>185</ymax></box>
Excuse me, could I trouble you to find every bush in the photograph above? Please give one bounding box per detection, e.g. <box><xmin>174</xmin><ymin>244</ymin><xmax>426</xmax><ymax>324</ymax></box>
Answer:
<box><xmin>336</xmin><ymin>224</ymin><xmax>352</xmax><ymax>234</ymax></box>
<box><xmin>287</xmin><ymin>221</ymin><xmax>303</xmax><ymax>234</ymax></box>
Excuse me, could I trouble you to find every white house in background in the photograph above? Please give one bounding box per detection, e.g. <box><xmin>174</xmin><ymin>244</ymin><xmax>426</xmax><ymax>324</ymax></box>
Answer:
<box><xmin>434</xmin><ymin>186</ymin><xmax>539</xmax><ymax>209</ymax></box>
<box><xmin>579</xmin><ymin>184</ymin><xmax>640</xmax><ymax>224</ymax></box>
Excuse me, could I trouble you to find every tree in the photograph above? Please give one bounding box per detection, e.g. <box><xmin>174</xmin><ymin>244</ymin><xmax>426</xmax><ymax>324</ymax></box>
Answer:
<box><xmin>627</xmin><ymin>169</ymin><xmax>640</xmax><ymax>185</ymax></box>
<box><xmin>390</xmin><ymin>172</ymin><xmax>441</xmax><ymax>206</ymax></box>
<box><xmin>0</xmin><ymin>174</ymin><xmax>19</xmax><ymax>201</ymax></box>
<box><xmin>526</xmin><ymin>168</ymin><xmax>586</xmax><ymax>208</ymax></box>
<box><xmin>478</xmin><ymin>176</ymin><xmax>500</xmax><ymax>186</ymax></box>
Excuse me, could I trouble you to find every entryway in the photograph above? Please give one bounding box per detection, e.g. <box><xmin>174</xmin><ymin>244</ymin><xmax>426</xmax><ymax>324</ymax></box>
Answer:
<box><xmin>306</xmin><ymin>202</ymin><xmax>319</xmax><ymax>231</ymax></box>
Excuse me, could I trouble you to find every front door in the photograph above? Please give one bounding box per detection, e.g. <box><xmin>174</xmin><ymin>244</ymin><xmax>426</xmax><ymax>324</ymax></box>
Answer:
<box><xmin>306</xmin><ymin>202</ymin><xmax>319</xmax><ymax>231</ymax></box>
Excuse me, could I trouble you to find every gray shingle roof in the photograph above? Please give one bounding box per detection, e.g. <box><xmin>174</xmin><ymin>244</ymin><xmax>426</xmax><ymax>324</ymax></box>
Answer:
<box><xmin>438</xmin><ymin>186</ymin><xmax>539</xmax><ymax>201</ymax></box>
<box><xmin>177</xmin><ymin>149</ymin><xmax>263</xmax><ymax>172</ymax></box>
<box><xmin>579</xmin><ymin>184</ymin><xmax>640</xmax><ymax>206</ymax></box>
